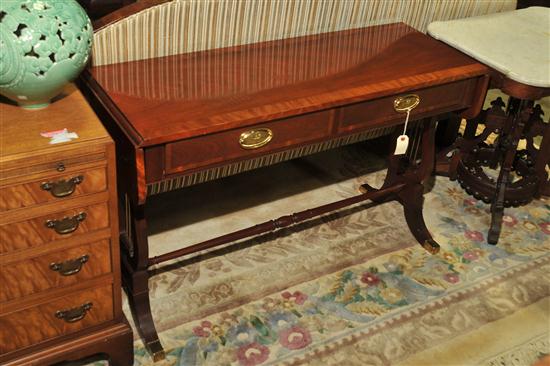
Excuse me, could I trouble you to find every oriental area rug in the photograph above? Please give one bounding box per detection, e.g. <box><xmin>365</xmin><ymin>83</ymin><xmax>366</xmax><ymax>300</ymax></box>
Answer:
<box><xmin>94</xmin><ymin>138</ymin><xmax>549</xmax><ymax>366</ymax></box>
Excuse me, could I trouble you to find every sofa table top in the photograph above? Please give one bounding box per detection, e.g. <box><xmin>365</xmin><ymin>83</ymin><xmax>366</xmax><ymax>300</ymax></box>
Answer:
<box><xmin>428</xmin><ymin>7</ymin><xmax>550</xmax><ymax>89</ymax></box>
<box><xmin>85</xmin><ymin>22</ymin><xmax>488</xmax><ymax>147</ymax></box>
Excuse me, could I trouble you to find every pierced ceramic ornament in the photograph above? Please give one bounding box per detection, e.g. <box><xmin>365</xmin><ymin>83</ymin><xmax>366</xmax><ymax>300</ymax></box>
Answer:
<box><xmin>0</xmin><ymin>0</ymin><xmax>92</xmax><ymax>109</ymax></box>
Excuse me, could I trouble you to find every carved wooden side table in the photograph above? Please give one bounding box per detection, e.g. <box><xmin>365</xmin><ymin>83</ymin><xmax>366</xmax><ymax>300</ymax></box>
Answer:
<box><xmin>429</xmin><ymin>7</ymin><xmax>550</xmax><ymax>244</ymax></box>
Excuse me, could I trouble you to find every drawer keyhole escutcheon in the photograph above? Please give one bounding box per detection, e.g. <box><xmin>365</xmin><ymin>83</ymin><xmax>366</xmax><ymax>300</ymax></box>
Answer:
<box><xmin>50</xmin><ymin>254</ymin><xmax>90</xmax><ymax>276</ymax></box>
<box><xmin>55</xmin><ymin>302</ymin><xmax>93</xmax><ymax>323</ymax></box>
<box><xmin>239</xmin><ymin>128</ymin><xmax>273</xmax><ymax>149</ymax></box>
<box><xmin>45</xmin><ymin>212</ymin><xmax>87</xmax><ymax>235</ymax></box>
<box><xmin>41</xmin><ymin>175</ymin><xmax>84</xmax><ymax>198</ymax></box>
<box><xmin>393</xmin><ymin>94</ymin><xmax>421</xmax><ymax>113</ymax></box>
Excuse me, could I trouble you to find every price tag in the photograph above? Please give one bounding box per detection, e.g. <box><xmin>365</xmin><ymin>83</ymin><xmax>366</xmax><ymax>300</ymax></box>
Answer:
<box><xmin>394</xmin><ymin>134</ymin><xmax>409</xmax><ymax>155</ymax></box>
<box><xmin>393</xmin><ymin>109</ymin><xmax>411</xmax><ymax>155</ymax></box>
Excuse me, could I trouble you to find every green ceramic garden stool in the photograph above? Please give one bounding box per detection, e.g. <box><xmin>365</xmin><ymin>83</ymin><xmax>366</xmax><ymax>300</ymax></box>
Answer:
<box><xmin>0</xmin><ymin>0</ymin><xmax>92</xmax><ymax>108</ymax></box>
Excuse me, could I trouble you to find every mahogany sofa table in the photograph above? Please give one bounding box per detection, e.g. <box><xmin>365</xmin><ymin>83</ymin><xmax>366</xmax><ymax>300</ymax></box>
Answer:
<box><xmin>80</xmin><ymin>22</ymin><xmax>489</xmax><ymax>360</ymax></box>
<box><xmin>429</xmin><ymin>7</ymin><xmax>550</xmax><ymax>244</ymax></box>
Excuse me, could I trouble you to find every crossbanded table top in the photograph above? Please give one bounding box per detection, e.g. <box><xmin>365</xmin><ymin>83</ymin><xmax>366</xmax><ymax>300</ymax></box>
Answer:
<box><xmin>87</xmin><ymin>23</ymin><xmax>487</xmax><ymax>147</ymax></box>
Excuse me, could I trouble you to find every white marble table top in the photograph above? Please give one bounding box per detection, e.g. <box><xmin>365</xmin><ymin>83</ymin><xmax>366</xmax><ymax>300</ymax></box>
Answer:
<box><xmin>428</xmin><ymin>7</ymin><xmax>550</xmax><ymax>88</ymax></box>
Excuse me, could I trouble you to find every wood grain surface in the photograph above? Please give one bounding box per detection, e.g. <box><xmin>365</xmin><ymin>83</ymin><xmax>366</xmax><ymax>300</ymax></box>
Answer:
<box><xmin>0</xmin><ymin>202</ymin><xmax>109</xmax><ymax>254</ymax></box>
<box><xmin>0</xmin><ymin>167</ymin><xmax>107</xmax><ymax>212</ymax></box>
<box><xmin>338</xmin><ymin>79</ymin><xmax>475</xmax><ymax>133</ymax></box>
<box><xmin>0</xmin><ymin>85</ymin><xmax>131</xmax><ymax>365</ymax></box>
<box><xmin>0</xmin><ymin>85</ymin><xmax>110</xmax><ymax>159</ymax></box>
<box><xmin>1</xmin><ymin>240</ymin><xmax>112</xmax><ymax>302</ymax></box>
<box><xmin>81</xmin><ymin>19</ymin><xmax>491</xmax><ymax>359</ymax></box>
<box><xmin>87</xmin><ymin>23</ymin><xmax>488</xmax><ymax>147</ymax></box>
<box><xmin>0</xmin><ymin>284</ymin><xmax>114</xmax><ymax>353</ymax></box>
<box><xmin>165</xmin><ymin>110</ymin><xmax>334</xmax><ymax>174</ymax></box>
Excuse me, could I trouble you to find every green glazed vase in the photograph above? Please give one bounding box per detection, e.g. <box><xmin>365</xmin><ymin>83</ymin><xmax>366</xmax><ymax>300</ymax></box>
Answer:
<box><xmin>0</xmin><ymin>0</ymin><xmax>93</xmax><ymax>109</ymax></box>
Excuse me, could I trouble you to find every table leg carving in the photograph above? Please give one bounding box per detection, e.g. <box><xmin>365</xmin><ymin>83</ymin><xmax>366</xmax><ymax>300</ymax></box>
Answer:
<box><xmin>362</xmin><ymin>118</ymin><xmax>440</xmax><ymax>254</ymax></box>
<box><xmin>124</xmin><ymin>118</ymin><xmax>446</xmax><ymax>360</ymax></box>
<box><xmin>126</xmin><ymin>276</ymin><xmax>164</xmax><ymax>362</ymax></box>
<box><xmin>452</xmin><ymin>96</ymin><xmax>548</xmax><ymax>244</ymax></box>
<box><xmin>488</xmin><ymin>175</ymin><xmax>507</xmax><ymax>244</ymax></box>
<box><xmin>488</xmin><ymin>100</ymin><xmax>529</xmax><ymax>243</ymax></box>
<box><xmin>399</xmin><ymin>183</ymin><xmax>440</xmax><ymax>254</ymax></box>
<box><xmin>436</xmin><ymin>97</ymin><xmax>509</xmax><ymax>179</ymax></box>
<box><xmin>359</xmin><ymin>152</ymin><xmax>406</xmax><ymax>204</ymax></box>
<box><xmin>400</xmin><ymin>119</ymin><xmax>440</xmax><ymax>254</ymax></box>
<box><xmin>122</xmin><ymin>201</ymin><xmax>165</xmax><ymax>361</ymax></box>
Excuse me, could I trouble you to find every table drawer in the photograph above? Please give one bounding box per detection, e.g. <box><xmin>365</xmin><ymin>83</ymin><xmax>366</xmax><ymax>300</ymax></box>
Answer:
<box><xmin>0</xmin><ymin>240</ymin><xmax>112</xmax><ymax>302</ymax></box>
<box><xmin>0</xmin><ymin>203</ymin><xmax>109</xmax><ymax>254</ymax></box>
<box><xmin>165</xmin><ymin>110</ymin><xmax>333</xmax><ymax>174</ymax></box>
<box><xmin>338</xmin><ymin>79</ymin><xmax>474</xmax><ymax>133</ymax></box>
<box><xmin>0</xmin><ymin>284</ymin><xmax>114</xmax><ymax>354</ymax></box>
<box><xmin>0</xmin><ymin>166</ymin><xmax>107</xmax><ymax>212</ymax></box>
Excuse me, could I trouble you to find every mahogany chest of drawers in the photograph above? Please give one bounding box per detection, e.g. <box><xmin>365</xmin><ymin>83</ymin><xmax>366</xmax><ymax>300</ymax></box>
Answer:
<box><xmin>0</xmin><ymin>86</ymin><xmax>132</xmax><ymax>365</ymax></box>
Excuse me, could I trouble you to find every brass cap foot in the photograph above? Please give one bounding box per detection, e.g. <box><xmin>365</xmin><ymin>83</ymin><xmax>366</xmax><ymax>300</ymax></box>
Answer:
<box><xmin>422</xmin><ymin>239</ymin><xmax>440</xmax><ymax>254</ymax></box>
<box><xmin>147</xmin><ymin>340</ymin><xmax>166</xmax><ymax>362</ymax></box>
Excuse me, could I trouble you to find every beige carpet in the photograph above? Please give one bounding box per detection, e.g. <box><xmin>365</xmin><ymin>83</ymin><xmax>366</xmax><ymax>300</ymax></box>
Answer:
<box><xmin>86</xmin><ymin>137</ymin><xmax>548</xmax><ymax>366</ymax></box>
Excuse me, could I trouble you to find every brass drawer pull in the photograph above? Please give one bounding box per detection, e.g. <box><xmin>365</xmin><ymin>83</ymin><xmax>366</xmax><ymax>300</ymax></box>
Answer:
<box><xmin>50</xmin><ymin>254</ymin><xmax>89</xmax><ymax>276</ymax></box>
<box><xmin>55</xmin><ymin>302</ymin><xmax>92</xmax><ymax>323</ymax></box>
<box><xmin>394</xmin><ymin>94</ymin><xmax>420</xmax><ymax>113</ymax></box>
<box><xmin>239</xmin><ymin>128</ymin><xmax>273</xmax><ymax>149</ymax></box>
<box><xmin>41</xmin><ymin>175</ymin><xmax>84</xmax><ymax>198</ymax></box>
<box><xmin>45</xmin><ymin>212</ymin><xmax>87</xmax><ymax>235</ymax></box>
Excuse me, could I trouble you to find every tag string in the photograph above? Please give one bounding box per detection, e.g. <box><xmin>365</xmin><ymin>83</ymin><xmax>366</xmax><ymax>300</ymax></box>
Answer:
<box><xmin>402</xmin><ymin>110</ymin><xmax>410</xmax><ymax>135</ymax></box>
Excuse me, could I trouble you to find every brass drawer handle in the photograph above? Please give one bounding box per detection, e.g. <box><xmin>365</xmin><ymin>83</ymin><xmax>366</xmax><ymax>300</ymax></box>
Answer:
<box><xmin>55</xmin><ymin>302</ymin><xmax>92</xmax><ymax>323</ymax></box>
<box><xmin>394</xmin><ymin>94</ymin><xmax>420</xmax><ymax>113</ymax></box>
<box><xmin>239</xmin><ymin>128</ymin><xmax>273</xmax><ymax>149</ymax></box>
<box><xmin>50</xmin><ymin>254</ymin><xmax>89</xmax><ymax>276</ymax></box>
<box><xmin>45</xmin><ymin>212</ymin><xmax>87</xmax><ymax>235</ymax></box>
<box><xmin>41</xmin><ymin>175</ymin><xmax>84</xmax><ymax>198</ymax></box>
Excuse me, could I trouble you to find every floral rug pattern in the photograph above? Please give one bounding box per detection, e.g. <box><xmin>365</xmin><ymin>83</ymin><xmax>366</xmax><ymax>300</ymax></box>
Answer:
<box><xmin>76</xmin><ymin>143</ymin><xmax>549</xmax><ymax>366</ymax></box>
<box><xmin>123</xmin><ymin>148</ymin><xmax>549</xmax><ymax>366</ymax></box>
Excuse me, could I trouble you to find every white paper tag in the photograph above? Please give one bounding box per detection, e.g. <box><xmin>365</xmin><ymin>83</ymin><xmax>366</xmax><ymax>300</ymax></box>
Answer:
<box><xmin>40</xmin><ymin>128</ymin><xmax>79</xmax><ymax>144</ymax></box>
<box><xmin>394</xmin><ymin>134</ymin><xmax>409</xmax><ymax>155</ymax></box>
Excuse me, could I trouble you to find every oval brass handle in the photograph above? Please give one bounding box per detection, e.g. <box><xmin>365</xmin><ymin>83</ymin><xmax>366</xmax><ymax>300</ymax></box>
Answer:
<box><xmin>239</xmin><ymin>128</ymin><xmax>273</xmax><ymax>149</ymax></box>
<box><xmin>50</xmin><ymin>254</ymin><xmax>89</xmax><ymax>276</ymax></box>
<box><xmin>41</xmin><ymin>175</ymin><xmax>84</xmax><ymax>198</ymax></box>
<box><xmin>55</xmin><ymin>302</ymin><xmax>92</xmax><ymax>323</ymax></box>
<box><xmin>45</xmin><ymin>212</ymin><xmax>87</xmax><ymax>235</ymax></box>
<box><xmin>394</xmin><ymin>94</ymin><xmax>420</xmax><ymax>113</ymax></box>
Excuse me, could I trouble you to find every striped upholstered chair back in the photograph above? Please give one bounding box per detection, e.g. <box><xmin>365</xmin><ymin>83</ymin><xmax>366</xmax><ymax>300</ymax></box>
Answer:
<box><xmin>90</xmin><ymin>0</ymin><xmax>516</xmax><ymax>193</ymax></box>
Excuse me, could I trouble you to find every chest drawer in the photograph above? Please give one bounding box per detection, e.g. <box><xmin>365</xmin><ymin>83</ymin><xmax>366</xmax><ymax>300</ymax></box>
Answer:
<box><xmin>338</xmin><ymin>79</ymin><xmax>476</xmax><ymax>133</ymax></box>
<box><xmin>0</xmin><ymin>140</ymin><xmax>107</xmax><ymax>178</ymax></box>
<box><xmin>164</xmin><ymin>109</ymin><xmax>334</xmax><ymax>175</ymax></box>
<box><xmin>0</xmin><ymin>284</ymin><xmax>114</xmax><ymax>354</ymax></box>
<box><xmin>0</xmin><ymin>240</ymin><xmax>112</xmax><ymax>302</ymax></box>
<box><xmin>0</xmin><ymin>202</ymin><xmax>109</xmax><ymax>254</ymax></box>
<box><xmin>0</xmin><ymin>166</ymin><xmax>107</xmax><ymax>212</ymax></box>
